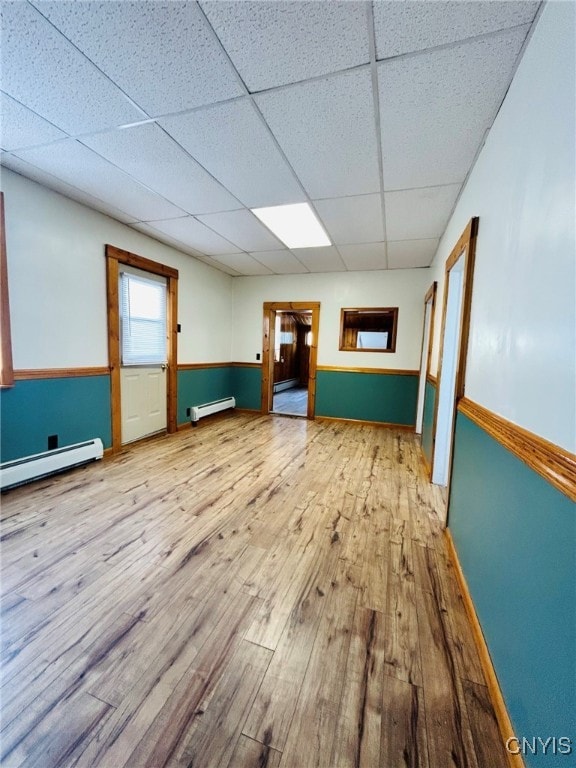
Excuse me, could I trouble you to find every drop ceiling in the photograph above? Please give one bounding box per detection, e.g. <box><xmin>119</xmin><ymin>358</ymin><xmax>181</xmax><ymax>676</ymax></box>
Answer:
<box><xmin>0</xmin><ymin>1</ymin><xmax>540</xmax><ymax>276</ymax></box>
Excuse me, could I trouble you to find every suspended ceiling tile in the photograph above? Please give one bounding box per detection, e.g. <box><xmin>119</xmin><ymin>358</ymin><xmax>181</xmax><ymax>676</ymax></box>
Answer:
<box><xmin>1</xmin><ymin>154</ymin><xmax>139</xmax><ymax>224</ymax></box>
<box><xmin>373</xmin><ymin>0</ymin><xmax>539</xmax><ymax>59</ymax></box>
<box><xmin>200</xmin><ymin>0</ymin><xmax>369</xmax><ymax>92</ymax></box>
<box><xmin>378</xmin><ymin>27</ymin><xmax>530</xmax><ymax>190</ymax></box>
<box><xmin>338</xmin><ymin>243</ymin><xmax>387</xmax><ymax>271</ymax></box>
<box><xmin>256</xmin><ymin>69</ymin><xmax>380</xmax><ymax>199</ymax></box>
<box><xmin>159</xmin><ymin>100</ymin><xmax>305</xmax><ymax>209</ymax></box>
<box><xmin>196</xmin><ymin>209</ymin><xmax>283</xmax><ymax>252</ymax></box>
<box><xmin>1</xmin><ymin>2</ymin><xmax>143</xmax><ymax>134</ymax></box>
<box><xmin>248</xmin><ymin>250</ymin><xmax>309</xmax><ymax>274</ymax></box>
<box><xmin>30</xmin><ymin>1</ymin><xmax>243</xmax><ymax>115</ymax></box>
<box><xmin>193</xmin><ymin>255</ymin><xmax>242</xmax><ymax>276</ymax></box>
<box><xmin>0</xmin><ymin>92</ymin><xmax>67</xmax><ymax>151</ymax></box>
<box><xmin>209</xmin><ymin>253</ymin><xmax>274</xmax><ymax>276</ymax></box>
<box><xmin>132</xmin><ymin>222</ymin><xmax>209</xmax><ymax>259</ymax></box>
<box><xmin>143</xmin><ymin>216</ymin><xmax>241</xmax><ymax>256</ymax></box>
<box><xmin>82</xmin><ymin>124</ymin><xmax>240</xmax><ymax>215</ymax></box>
<box><xmin>314</xmin><ymin>194</ymin><xmax>384</xmax><ymax>245</ymax></box>
<box><xmin>290</xmin><ymin>246</ymin><xmax>347</xmax><ymax>273</ymax></box>
<box><xmin>10</xmin><ymin>140</ymin><xmax>187</xmax><ymax>222</ymax></box>
<box><xmin>385</xmin><ymin>184</ymin><xmax>461</xmax><ymax>241</ymax></box>
<box><xmin>387</xmin><ymin>239</ymin><xmax>439</xmax><ymax>269</ymax></box>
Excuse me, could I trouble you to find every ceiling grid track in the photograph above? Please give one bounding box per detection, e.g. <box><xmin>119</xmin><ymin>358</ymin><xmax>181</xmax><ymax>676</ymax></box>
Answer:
<box><xmin>367</xmin><ymin>0</ymin><xmax>389</xmax><ymax>269</ymax></box>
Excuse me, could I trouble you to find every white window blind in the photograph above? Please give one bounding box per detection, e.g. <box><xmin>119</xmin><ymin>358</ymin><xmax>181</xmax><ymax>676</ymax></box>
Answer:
<box><xmin>120</xmin><ymin>272</ymin><xmax>167</xmax><ymax>365</ymax></box>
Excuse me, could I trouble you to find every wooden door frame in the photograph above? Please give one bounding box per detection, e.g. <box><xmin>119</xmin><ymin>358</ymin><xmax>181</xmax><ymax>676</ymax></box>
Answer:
<box><xmin>416</xmin><ymin>281</ymin><xmax>437</xmax><ymax>435</ymax></box>
<box><xmin>430</xmin><ymin>218</ymin><xmax>479</xmax><ymax>498</ymax></box>
<box><xmin>105</xmin><ymin>245</ymin><xmax>179</xmax><ymax>453</ymax></box>
<box><xmin>261</xmin><ymin>302</ymin><xmax>320</xmax><ymax>419</ymax></box>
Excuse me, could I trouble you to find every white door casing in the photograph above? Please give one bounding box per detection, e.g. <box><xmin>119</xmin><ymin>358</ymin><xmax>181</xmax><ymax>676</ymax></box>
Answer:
<box><xmin>432</xmin><ymin>254</ymin><xmax>465</xmax><ymax>487</ymax></box>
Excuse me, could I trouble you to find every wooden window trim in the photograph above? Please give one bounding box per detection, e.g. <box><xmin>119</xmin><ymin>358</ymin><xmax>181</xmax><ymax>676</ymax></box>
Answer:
<box><xmin>106</xmin><ymin>245</ymin><xmax>178</xmax><ymax>452</ymax></box>
<box><xmin>0</xmin><ymin>192</ymin><xmax>14</xmax><ymax>388</ymax></box>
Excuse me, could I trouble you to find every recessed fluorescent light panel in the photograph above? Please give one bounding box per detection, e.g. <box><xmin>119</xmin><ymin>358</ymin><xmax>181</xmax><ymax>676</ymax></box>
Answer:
<box><xmin>251</xmin><ymin>203</ymin><xmax>331</xmax><ymax>249</ymax></box>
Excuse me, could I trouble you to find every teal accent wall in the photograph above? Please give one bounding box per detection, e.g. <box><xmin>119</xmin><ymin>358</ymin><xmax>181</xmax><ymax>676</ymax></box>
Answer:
<box><xmin>421</xmin><ymin>379</ymin><xmax>436</xmax><ymax>464</ymax></box>
<box><xmin>231</xmin><ymin>365</ymin><xmax>262</xmax><ymax>410</ymax></box>
<box><xmin>0</xmin><ymin>375</ymin><xmax>112</xmax><ymax>462</ymax></box>
<box><xmin>315</xmin><ymin>370</ymin><xmax>418</xmax><ymax>425</ymax></box>
<box><xmin>448</xmin><ymin>412</ymin><xmax>575</xmax><ymax>766</ymax></box>
<box><xmin>177</xmin><ymin>366</ymin><xmax>233</xmax><ymax>424</ymax></box>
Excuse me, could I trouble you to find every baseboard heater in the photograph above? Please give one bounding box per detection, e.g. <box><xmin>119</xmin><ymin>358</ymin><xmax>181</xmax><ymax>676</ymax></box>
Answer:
<box><xmin>0</xmin><ymin>438</ymin><xmax>104</xmax><ymax>491</ymax></box>
<box><xmin>273</xmin><ymin>378</ymin><xmax>299</xmax><ymax>394</ymax></box>
<box><xmin>191</xmin><ymin>397</ymin><xmax>236</xmax><ymax>425</ymax></box>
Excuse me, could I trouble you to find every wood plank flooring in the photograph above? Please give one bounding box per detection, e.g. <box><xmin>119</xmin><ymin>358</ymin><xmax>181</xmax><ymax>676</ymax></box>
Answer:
<box><xmin>272</xmin><ymin>386</ymin><xmax>308</xmax><ymax>416</ymax></box>
<box><xmin>0</xmin><ymin>413</ymin><xmax>508</xmax><ymax>768</ymax></box>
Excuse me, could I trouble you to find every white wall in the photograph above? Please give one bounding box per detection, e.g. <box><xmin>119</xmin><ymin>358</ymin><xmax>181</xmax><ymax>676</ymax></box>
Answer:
<box><xmin>1</xmin><ymin>169</ymin><xmax>233</xmax><ymax>368</ymax></box>
<box><xmin>429</xmin><ymin>1</ymin><xmax>575</xmax><ymax>452</ymax></box>
<box><xmin>232</xmin><ymin>269</ymin><xmax>431</xmax><ymax>370</ymax></box>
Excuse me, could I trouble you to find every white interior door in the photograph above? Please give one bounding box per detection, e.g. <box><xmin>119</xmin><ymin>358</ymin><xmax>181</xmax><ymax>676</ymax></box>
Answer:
<box><xmin>120</xmin><ymin>266</ymin><xmax>168</xmax><ymax>444</ymax></box>
<box><xmin>432</xmin><ymin>254</ymin><xmax>465</xmax><ymax>486</ymax></box>
<box><xmin>415</xmin><ymin>299</ymin><xmax>433</xmax><ymax>434</ymax></box>
<box><xmin>121</xmin><ymin>366</ymin><xmax>166</xmax><ymax>444</ymax></box>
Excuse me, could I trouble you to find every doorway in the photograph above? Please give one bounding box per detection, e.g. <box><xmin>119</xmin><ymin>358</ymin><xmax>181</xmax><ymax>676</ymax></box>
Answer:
<box><xmin>431</xmin><ymin>219</ymin><xmax>478</xmax><ymax>520</ymax></box>
<box><xmin>105</xmin><ymin>245</ymin><xmax>178</xmax><ymax>452</ymax></box>
<box><xmin>271</xmin><ymin>310</ymin><xmax>311</xmax><ymax>417</ymax></box>
<box><xmin>415</xmin><ymin>282</ymin><xmax>437</xmax><ymax>435</ymax></box>
<box><xmin>261</xmin><ymin>302</ymin><xmax>320</xmax><ymax>419</ymax></box>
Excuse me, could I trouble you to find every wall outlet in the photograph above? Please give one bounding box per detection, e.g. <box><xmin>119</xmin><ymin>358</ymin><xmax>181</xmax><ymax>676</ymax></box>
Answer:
<box><xmin>256</xmin><ymin>353</ymin><xmax>261</xmax><ymax>360</ymax></box>
<box><xmin>48</xmin><ymin>434</ymin><xmax>58</xmax><ymax>450</ymax></box>
<box><xmin>186</xmin><ymin>407</ymin><xmax>191</xmax><ymax>417</ymax></box>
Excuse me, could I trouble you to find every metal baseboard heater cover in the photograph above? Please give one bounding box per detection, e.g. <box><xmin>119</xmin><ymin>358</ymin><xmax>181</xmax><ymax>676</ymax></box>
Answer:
<box><xmin>273</xmin><ymin>378</ymin><xmax>299</xmax><ymax>394</ymax></box>
<box><xmin>0</xmin><ymin>438</ymin><xmax>104</xmax><ymax>491</ymax></box>
<box><xmin>191</xmin><ymin>397</ymin><xmax>236</xmax><ymax>424</ymax></box>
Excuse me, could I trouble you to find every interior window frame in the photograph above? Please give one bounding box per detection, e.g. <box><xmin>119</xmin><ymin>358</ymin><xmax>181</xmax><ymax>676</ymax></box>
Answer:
<box><xmin>339</xmin><ymin>307</ymin><xmax>399</xmax><ymax>353</ymax></box>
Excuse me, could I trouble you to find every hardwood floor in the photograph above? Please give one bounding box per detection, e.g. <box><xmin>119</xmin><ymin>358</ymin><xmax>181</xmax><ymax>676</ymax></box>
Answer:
<box><xmin>0</xmin><ymin>414</ymin><xmax>508</xmax><ymax>768</ymax></box>
<box><xmin>272</xmin><ymin>386</ymin><xmax>308</xmax><ymax>416</ymax></box>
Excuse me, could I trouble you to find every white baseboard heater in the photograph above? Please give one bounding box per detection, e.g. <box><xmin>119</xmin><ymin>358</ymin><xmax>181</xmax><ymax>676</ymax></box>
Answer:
<box><xmin>273</xmin><ymin>378</ymin><xmax>299</xmax><ymax>394</ymax></box>
<box><xmin>0</xmin><ymin>438</ymin><xmax>104</xmax><ymax>491</ymax></box>
<box><xmin>191</xmin><ymin>397</ymin><xmax>236</xmax><ymax>424</ymax></box>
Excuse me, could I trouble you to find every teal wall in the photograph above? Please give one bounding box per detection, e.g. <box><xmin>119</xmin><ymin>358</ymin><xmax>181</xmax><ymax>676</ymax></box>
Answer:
<box><xmin>177</xmin><ymin>366</ymin><xmax>233</xmax><ymax>424</ymax></box>
<box><xmin>0</xmin><ymin>375</ymin><xmax>112</xmax><ymax>462</ymax></box>
<box><xmin>315</xmin><ymin>370</ymin><xmax>418</xmax><ymax>425</ymax></box>
<box><xmin>421</xmin><ymin>379</ymin><xmax>436</xmax><ymax>464</ymax></box>
<box><xmin>231</xmin><ymin>365</ymin><xmax>262</xmax><ymax>410</ymax></box>
<box><xmin>448</xmin><ymin>412</ymin><xmax>575</xmax><ymax>766</ymax></box>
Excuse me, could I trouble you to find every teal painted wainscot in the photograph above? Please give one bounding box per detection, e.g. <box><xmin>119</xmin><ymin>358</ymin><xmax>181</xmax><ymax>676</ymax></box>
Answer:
<box><xmin>448</xmin><ymin>409</ymin><xmax>575</xmax><ymax>768</ymax></box>
<box><xmin>177</xmin><ymin>365</ymin><xmax>233</xmax><ymax>425</ymax></box>
<box><xmin>177</xmin><ymin>363</ymin><xmax>262</xmax><ymax>424</ymax></box>
<box><xmin>231</xmin><ymin>364</ymin><xmax>262</xmax><ymax>411</ymax></box>
<box><xmin>0</xmin><ymin>374</ymin><xmax>112</xmax><ymax>462</ymax></box>
<box><xmin>421</xmin><ymin>377</ymin><xmax>436</xmax><ymax>465</ymax></box>
<box><xmin>315</xmin><ymin>368</ymin><xmax>418</xmax><ymax>426</ymax></box>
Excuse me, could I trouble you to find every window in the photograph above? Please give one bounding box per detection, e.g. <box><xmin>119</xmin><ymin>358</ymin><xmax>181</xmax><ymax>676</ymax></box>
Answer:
<box><xmin>120</xmin><ymin>272</ymin><xmax>167</xmax><ymax>365</ymax></box>
<box><xmin>339</xmin><ymin>307</ymin><xmax>398</xmax><ymax>353</ymax></box>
